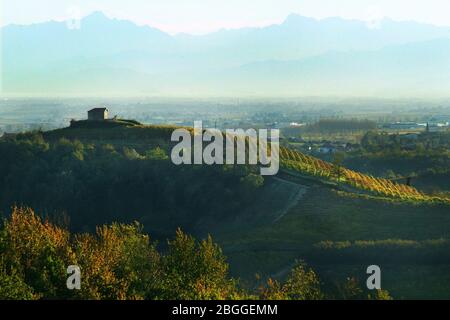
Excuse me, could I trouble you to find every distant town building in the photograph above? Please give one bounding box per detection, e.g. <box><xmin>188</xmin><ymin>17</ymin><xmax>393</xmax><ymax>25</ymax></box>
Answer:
<box><xmin>318</xmin><ymin>144</ymin><xmax>337</xmax><ymax>154</ymax></box>
<box><xmin>386</xmin><ymin>122</ymin><xmax>424</xmax><ymax>130</ymax></box>
<box><xmin>88</xmin><ymin>108</ymin><xmax>109</xmax><ymax>121</ymax></box>
<box><xmin>426</xmin><ymin>122</ymin><xmax>448</xmax><ymax>133</ymax></box>
<box><xmin>289</xmin><ymin>122</ymin><xmax>306</xmax><ymax>127</ymax></box>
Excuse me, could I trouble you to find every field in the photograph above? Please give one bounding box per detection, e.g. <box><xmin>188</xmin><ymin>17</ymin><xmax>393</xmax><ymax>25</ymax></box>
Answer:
<box><xmin>202</xmin><ymin>178</ymin><xmax>450</xmax><ymax>299</ymax></box>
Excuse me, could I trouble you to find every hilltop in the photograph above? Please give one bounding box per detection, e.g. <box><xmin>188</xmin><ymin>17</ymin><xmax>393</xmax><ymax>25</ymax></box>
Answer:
<box><xmin>44</xmin><ymin>122</ymin><xmax>449</xmax><ymax>203</ymax></box>
<box><xmin>44</xmin><ymin>120</ymin><xmax>185</xmax><ymax>149</ymax></box>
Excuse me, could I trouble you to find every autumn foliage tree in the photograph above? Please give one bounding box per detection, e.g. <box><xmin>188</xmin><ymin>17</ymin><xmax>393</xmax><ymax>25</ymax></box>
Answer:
<box><xmin>0</xmin><ymin>207</ymin><xmax>240</xmax><ymax>300</ymax></box>
<box><xmin>159</xmin><ymin>229</ymin><xmax>240</xmax><ymax>300</ymax></box>
<box><xmin>0</xmin><ymin>207</ymin><xmax>74</xmax><ymax>299</ymax></box>
<box><xmin>0</xmin><ymin>207</ymin><xmax>392</xmax><ymax>300</ymax></box>
<box><xmin>72</xmin><ymin>223</ymin><xmax>161</xmax><ymax>300</ymax></box>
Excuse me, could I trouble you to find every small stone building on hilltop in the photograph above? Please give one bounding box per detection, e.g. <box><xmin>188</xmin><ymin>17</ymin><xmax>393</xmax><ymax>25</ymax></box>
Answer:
<box><xmin>88</xmin><ymin>108</ymin><xmax>109</xmax><ymax>121</ymax></box>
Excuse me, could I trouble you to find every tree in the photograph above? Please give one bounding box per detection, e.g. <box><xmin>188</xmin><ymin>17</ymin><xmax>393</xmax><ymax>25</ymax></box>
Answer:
<box><xmin>0</xmin><ymin>206</ymin><xmax>394</xmax><ymax>301</ymax></box>
<box><xmin>260</xmin><ymin>261</ymin><xmax>323</xmax><ymax>300</ymax></box>
<box><xmin>369</xmin><ymin>289</ymin><xmax>393</xmax><ymax>300</ymax></box>
<box><xmin>0</xmin><ymin>259</ymin><xmax>37</xmax><ymax>300</ymax></box>
<box><xmin>283</xmin><ymin>262</ymin><xmax>323</xmax><ymax>300</ymax></box>
<box><xmin>0</xmin><ymin>207</ymin><xmax>74</xmax><ymax>299</ymax></box>
<box><xmin>159</xmin><ymin>229</ymin><xmax>239</xmax><ymax>300</ymax></box>
<box><xmin>145</xmin><ymin>147</ymin><xmax>169</xmax><ymax>160</ymax></box>
<box><xmin>73</xmin><ymin>222</ymin><xmax>161</xmax><ymax>300</ymax></box>
<box><xmin>332</xmin><ymin>152</ymin><xmax>345</xmax><ymax>184</ymax></box>
<box><xmin>334</xmin><ymin>277</ymin><xmax>393</xmax><ymax>300</ymax></box>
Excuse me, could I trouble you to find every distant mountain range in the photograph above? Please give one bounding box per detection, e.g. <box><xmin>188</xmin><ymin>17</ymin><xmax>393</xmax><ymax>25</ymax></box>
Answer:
<box><xmin>2</xmin><ymin>11</ymin><xmax>450</xmax><ymax>97</ymax></box>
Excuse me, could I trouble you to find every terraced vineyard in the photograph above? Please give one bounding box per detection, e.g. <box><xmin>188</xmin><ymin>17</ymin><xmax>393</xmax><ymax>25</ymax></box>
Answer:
<box><xmin>279</xmin><ymin>146</ymin><xmax>448</xmax><ymax>203</ymax></box>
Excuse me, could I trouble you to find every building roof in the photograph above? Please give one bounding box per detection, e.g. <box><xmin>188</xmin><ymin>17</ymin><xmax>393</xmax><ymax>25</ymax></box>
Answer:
<box><xmin>88</xmin><ymin>107</ymin><xmax>108</xmax><ymax>112</ymax></box>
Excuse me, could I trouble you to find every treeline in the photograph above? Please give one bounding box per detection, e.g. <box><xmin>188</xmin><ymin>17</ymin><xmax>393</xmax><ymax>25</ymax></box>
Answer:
<box><xmin>305</xmin><ymin>119</ymin><xmax>377</xmax><ymax>133</ymax></box>
<box><xmin>0</xmin><ymin>207</ymin><xmax>391</xmax><ymax>300</ymax></box>
<box><xmin>344</xmin><ymin>131</ymin><xmax>450</xmax><ymax>193</ymax></box>
<box><xmin>307</xmin><ymin>239</ymin><xmax>450</xmax><ymax>265</ymax></box>
<box><xmin>0</xmin><ymin>131</ymin><xmax>264</xmax><ymax>235</ymax></box>
<box><xmin>361</xmin><ymin>131</ymin><xmax>450</xmax><ymax>153</ymax></box>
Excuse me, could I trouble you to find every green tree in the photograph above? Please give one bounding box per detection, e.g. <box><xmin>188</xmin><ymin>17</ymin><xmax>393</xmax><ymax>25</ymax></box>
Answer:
<box><xmin>0</xmin><ymin>260</ymin><xmax>37</xmax><ymax>300</ymax></box>
<box><xmin>332</xmin><ymin>152</ymin><xmax>345</xmax><ymax>183</ymax></box>
<box><xmin>260</xmin><ymin>262</ymin><xmax>323</xmax><ymax>300</ymax></box>
<box><xmin>0</xmin><ymin>207</ymin><xmax>74</xmax><ymax>299</ymax></box>
<box><xmin>145</xmin><ymin>147</ymin><xmax>169</xmax><ymax>160</ymax></box>
<box><xmin>160</xmin><ymin>229</ymin><xmax>239</xmax><ymax>300</ymax></box>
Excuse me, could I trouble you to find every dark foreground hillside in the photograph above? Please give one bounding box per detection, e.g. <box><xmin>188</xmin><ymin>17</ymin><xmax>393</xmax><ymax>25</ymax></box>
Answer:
<box><xmin>0</xmin><ymin>125</ymin><xmax>449</xmax><ymax>299</ymax></box>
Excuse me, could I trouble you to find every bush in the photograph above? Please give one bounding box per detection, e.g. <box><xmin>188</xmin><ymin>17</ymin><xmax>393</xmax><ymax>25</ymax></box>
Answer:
<box><xmin>259</xmin><ymin>261</ymin><xmax>323</xmax><ymax>300</ymax></box>
<box><xmin>159</xmin><ymin>229</ymin><xmax>239</xmax><ymax>299</ymax></box>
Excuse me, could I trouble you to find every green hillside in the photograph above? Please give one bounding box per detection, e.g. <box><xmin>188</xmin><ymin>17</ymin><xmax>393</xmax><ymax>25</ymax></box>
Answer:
<box><xmin>280</xmin><ymin>147</ymin><xmax>448</xmax><ymax>203</ymax></box>
<box><xmin>1</xmin><ymin>124</ymin><xmax>449</xmax><ymax>299</ymax></box>
<box><xmin>46</xmin><ymin>123</ymin><xmax>448</xmax><ymax>202</ymax></box>
<box><xmin>205</xmin><ymin>180</ymin><xmax>450</xmax><ymax>299</ymax></box>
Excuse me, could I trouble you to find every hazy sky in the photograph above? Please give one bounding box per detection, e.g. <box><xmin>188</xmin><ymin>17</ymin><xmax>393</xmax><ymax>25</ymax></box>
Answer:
<box><xmin>2</xmin><ymin>0</ymin><xmax>450</xmax><ymax>34</ymax></box>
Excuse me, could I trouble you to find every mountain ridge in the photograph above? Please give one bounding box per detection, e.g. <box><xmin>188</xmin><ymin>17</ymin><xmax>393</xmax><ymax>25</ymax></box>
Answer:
<box><xmin>3</xmin><ymin>11</ymin><xmax>450</xmax><ymax>97</ymax></box>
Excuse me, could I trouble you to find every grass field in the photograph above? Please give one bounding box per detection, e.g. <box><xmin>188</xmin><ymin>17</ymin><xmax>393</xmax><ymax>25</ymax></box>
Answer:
<box><xmin>202</xmin><ymin>177</ymin><xmax>450</xmax><ymax>299</ymax></box>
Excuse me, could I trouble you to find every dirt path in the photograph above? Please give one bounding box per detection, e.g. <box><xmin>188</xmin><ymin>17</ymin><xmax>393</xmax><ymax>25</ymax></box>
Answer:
<box><xmin>271</xmin><ymin>177</ymin><xmax>309</xmax><ymax>223</ymax></box>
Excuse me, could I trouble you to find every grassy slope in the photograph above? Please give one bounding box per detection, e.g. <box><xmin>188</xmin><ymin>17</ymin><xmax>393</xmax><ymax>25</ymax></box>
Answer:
<box><xmin>280</xmin><ymin>147</ymin><xmax>448</xmax><ymax>203</ymax></box>
<box><xmin>207</xmin><ymin>180</ymin><xmax>450</xmax><ymax>299</ymax></box>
